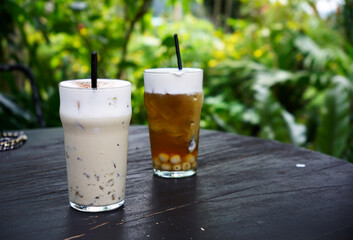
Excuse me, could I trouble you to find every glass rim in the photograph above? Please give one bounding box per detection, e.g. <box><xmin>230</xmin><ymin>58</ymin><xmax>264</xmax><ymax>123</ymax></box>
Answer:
<box><xmin>59</xmin><ymin>79</ymin><xmax>131</xmax><ymax>90</ymax></box>
<box><xmin>144</xmin><ymin>68</ymin><xmax>203</xmax><ymax>74</ymax></box>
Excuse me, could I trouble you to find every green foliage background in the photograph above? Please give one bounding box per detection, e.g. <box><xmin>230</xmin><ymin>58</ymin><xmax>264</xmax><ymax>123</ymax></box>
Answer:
<box><xmin>1</xmin><ymin>0</ymin><xmax>352</xmax><ymax>162</ymax></box>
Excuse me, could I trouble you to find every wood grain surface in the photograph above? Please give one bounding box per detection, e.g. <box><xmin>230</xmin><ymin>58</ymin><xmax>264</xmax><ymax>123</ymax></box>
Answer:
<box><xmin>0</xmin><ymin>126</ymin><xmax>352</xmax><ymax>240</ymax></box>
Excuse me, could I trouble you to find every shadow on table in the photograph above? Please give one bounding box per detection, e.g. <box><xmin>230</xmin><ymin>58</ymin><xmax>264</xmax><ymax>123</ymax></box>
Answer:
<box><xmin>147</xmin><ymin>175</ymin><xmax>202</xmax><ymax>239</ymax></box>
<box><xmin>63</xmin><ymin>203</ymin><xmax>127</xmax><ymax>239</ymax></box>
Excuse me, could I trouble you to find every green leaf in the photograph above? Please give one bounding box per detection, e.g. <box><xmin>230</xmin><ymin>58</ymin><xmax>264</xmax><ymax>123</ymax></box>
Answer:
<box><xmin>294</xmin><ymin>35</ymin><xmax>333</xmax><ymax>70</ymax></box>
<box><xmin>254</xmin><ymin>89</ymin><xmax>291</xmax><ymax>142</ymax></box>
<box><xmin>89</xmin><ymin>14</ymin><xmax>101</xmax><ymax>21</ymax></box>
<box><xmin>255</xmin><ymin>69</ymin><xmax>293</xmax><ymax>88</ymax></box>
<box><xmin>119</xmin><ymin>60</ymin><xmax>137</xmax><ymax>68</ymax></box>
<box><xmin>161</xmin><ymin>36</ymin><xmax>175</xmax><ymax>47</ymax></box>
<box><xmin>182</xmin><ymin>0</ymin><xmax>191</xmax><ymax>13</ymax></box>
<box><xmin>315</xmin><ymin>85</ymin><xmax>350</xmax><ymax>158</ymax></box>
<box><xmin>343</xmin><ymin>128</ymin><xmax>353</xmax><ymax>163</ymax></box>
<box><xmin>108</xmin><ymin>37</ymin><xmax>125</xmax><ymax>47</ymax></box>
<box><xmin>0</xmin><ymin>93</ymin><xmax>34</xmax><ymax>121</ymax></box>
<box><xmin>282</xmin><ymin>110</ymin><xmax>306</xmax><ymax>146</ymax></box>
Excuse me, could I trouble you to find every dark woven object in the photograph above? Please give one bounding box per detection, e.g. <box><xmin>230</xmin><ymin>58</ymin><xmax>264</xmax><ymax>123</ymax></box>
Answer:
<box><xmin>0</xmin><ymin>131</ymin><xmax>27</xmax><ymax>151</ymax></box>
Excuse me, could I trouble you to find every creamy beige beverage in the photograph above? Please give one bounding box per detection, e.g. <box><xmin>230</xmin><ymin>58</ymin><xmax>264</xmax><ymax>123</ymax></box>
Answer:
<box><xmin>59</xmin><ymin>79</ymin><xmax>131</xmax><ymax>212</ymax></box>
<box><xmin>144</xmin><ymin>68</ymin><xmax>203</xmax><ymax>178</ymax></box>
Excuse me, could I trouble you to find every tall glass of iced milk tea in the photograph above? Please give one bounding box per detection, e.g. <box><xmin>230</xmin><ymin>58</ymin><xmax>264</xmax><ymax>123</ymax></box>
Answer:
<box><xmin>144</xmin><ymin>68</ymin><xmax>203</xmax><ymax>178</ymax></box>
<box><xmin>59</xmin><ymin>79</ymin><xmax>131</xmax><ymax>212</ymax></box>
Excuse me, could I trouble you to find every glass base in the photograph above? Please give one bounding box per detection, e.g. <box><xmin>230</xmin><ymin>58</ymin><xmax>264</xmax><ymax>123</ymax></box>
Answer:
<box><xmin>153</xmin><ymin>168</ymin><xmax>196</xmax><ymax>178</ymax></box>
<box><xmin>69</xmin><ymin>199</ymin><xmax>124</xmax><ymax>212</ymax></box>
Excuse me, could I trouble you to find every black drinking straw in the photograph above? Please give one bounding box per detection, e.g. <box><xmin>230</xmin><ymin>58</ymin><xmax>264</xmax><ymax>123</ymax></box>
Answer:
<box><xmin>174</xmin><ymin>34</ymin><xmax>182</xmax><ymax>70</ymax></box>
<box><xmin>91</xmin><ymin>51</ymin><xmax>97</xmax><ymax>89</ymax></box>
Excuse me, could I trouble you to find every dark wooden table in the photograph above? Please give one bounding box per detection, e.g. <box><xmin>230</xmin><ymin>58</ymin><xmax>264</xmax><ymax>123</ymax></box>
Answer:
<box><xmin>1</xmin><ymin>126</ymin><xmax>353</xmax><ymax>240</ymax></box>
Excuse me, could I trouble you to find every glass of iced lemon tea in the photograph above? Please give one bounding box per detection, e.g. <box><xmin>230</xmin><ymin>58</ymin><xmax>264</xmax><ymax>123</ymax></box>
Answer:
<box><xmin>144</xmin><ymin>68</ymin><xmax>203</xmax><ymax>178</ymax></box>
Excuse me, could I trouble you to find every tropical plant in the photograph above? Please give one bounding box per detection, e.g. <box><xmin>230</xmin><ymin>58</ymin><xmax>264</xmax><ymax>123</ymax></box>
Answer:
<box><xmin>0</xmin><ymin>0</ymin><xmax>352</xmax><ymax>163</ymax></box>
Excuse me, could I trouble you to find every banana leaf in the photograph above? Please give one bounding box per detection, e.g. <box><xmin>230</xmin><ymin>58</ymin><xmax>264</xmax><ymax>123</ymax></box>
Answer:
<box><xmin>315</xmin><ymin>85</ymin><xmax>350</xmax><ymax>158</ymax></box>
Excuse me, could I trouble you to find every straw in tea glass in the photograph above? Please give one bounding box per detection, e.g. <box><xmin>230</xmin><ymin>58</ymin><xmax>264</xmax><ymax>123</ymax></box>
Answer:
<box><xmin>144</xmin><ymin>34</ymin><xmax>204</xmax><ymax>178</ymax></box>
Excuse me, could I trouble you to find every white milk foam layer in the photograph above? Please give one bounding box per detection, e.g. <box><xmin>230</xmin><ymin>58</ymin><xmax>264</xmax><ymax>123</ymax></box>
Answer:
<box><xmin>59</xmin><ymin>79</ymin><xmax>131</xmax><ymax>119</ymax></box>
<box><xmin>144</xmin><ymin>68</ymin><xmax>203</xmax><ymax>94</ymax></box>
<box><xmin>60</xmin><ymin>79</ymin><xmax>130</xmax><ymax>89</ymax></box>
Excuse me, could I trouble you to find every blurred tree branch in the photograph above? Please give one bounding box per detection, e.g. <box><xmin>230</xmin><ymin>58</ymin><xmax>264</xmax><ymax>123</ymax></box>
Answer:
<box><xmin>117</xmin><ymin>0</ymin><xmax>152</xmax><ymax>79</ymax></box>
<box><xmin>212</xmin><ymin>0</ymin><xmax>221</xmax><ymax>28</ymax></box>
<box><xmin>307</xmin><ymin>0</ymin><xmax>319</xmax><ymax>17</ymax></box>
